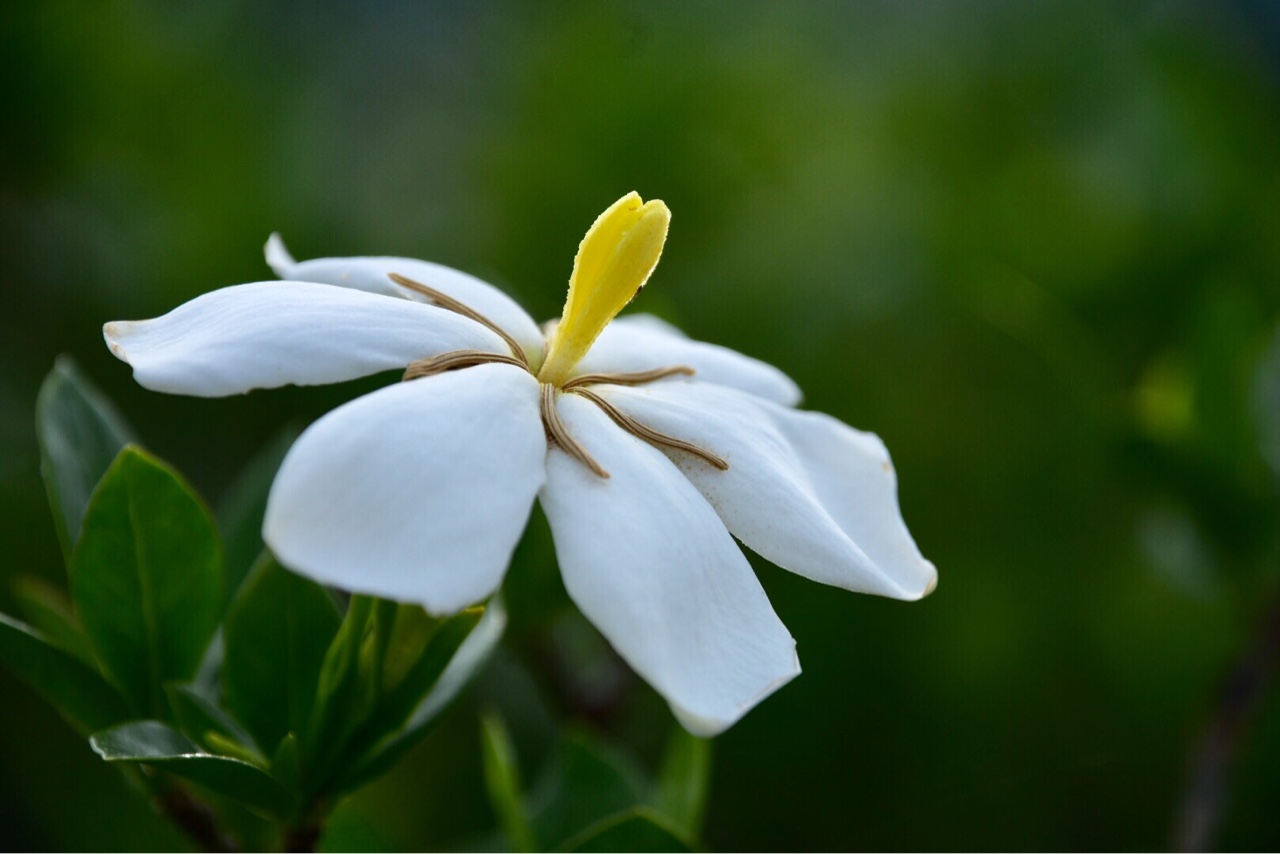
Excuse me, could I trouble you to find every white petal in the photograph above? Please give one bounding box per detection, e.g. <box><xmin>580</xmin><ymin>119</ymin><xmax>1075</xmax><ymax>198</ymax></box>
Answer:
<box><xmin>572</xmin><ymin>316</ymin><xmax>802</xmax><ymax>406</ymax></box>
<box><xmin>540</xmin><ymin>392</ymin><xmax>799</xmax><ymax>736</ymax></box>
<box><xmin>599</xmin><ymin>381</ymin><xmax>937</xmax><ymax>600</ymax></box>
<box><xmin>265</xmin><ymin>236</ymin><xmax>543</xmax><ymax>358</ymax></box>
<box><xmin>264</xmin><ymin>232</ymin><xmax>295</xmax><ymax>271</ymax></box>
<box><xmin>263</xmin><ymin>364</ymin><xmax>546</xmax><ymax>614</ymax></box>
<box><xmin>606</xmin><ymin>312</ymin><xmax>689</xmax><ymax>338</ymax></box>
<box><xmin>103</xmin><ymin>282</ymin><xmax>508</xmax><ymax>397</ymax></box>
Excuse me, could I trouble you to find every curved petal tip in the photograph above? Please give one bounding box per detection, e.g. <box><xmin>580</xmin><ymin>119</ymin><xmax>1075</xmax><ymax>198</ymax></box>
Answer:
<box><xmin>918</xmin><ymin>561</ymin><xmax>939</xmax><ymax>599</ymax></box>
<box><xmin>669</xmin><ymin>642</ymin><xmax>802</xmax><ymax>737</ymax></box>
<box><xmin>264</xmin><ymin>232</ymin><xmax>295</xmax><ymax>276</ymax></box>
<box><xmin>103</xmin><ymin>321</ymin><xmax>134</xmax><ymax>363</ymax></box>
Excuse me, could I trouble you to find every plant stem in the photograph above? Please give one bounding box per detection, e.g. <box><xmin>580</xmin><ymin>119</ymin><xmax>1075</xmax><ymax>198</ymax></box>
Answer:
<box><xmin>282</xmin><ymin>820</ymin><xmax>324</xmax><ymax>853</ymax></box>
<box><xmin>155</xmin><ymin>787</ymin><xmax>237</xmax><ymax>853</ymax></box>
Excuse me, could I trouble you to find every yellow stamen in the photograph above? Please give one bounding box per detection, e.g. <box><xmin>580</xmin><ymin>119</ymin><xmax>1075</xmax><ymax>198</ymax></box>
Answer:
<box><xmin>537</xmin><ymin>192</ymin><xmax>671</xmax><ymax>387</ymax></box>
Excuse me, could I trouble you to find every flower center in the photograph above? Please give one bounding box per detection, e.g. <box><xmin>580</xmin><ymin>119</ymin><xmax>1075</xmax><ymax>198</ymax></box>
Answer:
<box><xmin>394</xmin><ymin>192</ymin><xmax>725</xmax><ymax>479</ymax></box>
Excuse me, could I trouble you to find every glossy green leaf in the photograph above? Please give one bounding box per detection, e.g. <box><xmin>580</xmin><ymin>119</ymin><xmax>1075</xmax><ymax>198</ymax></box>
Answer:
<box><xmin>653</xmin><ymin>727</ymin><xmax>711</xmax><ymax>840</ymax></box>
<box><xmin>11</xmin><ymin>575</ymin><xmax>94</xmax><ymax>664</ymax></box>
<box><xmin>559</xmin><ymin>808</ymin><xmax>694</xmax><ymax>853</ymax></box>
<box><xmin>167</xmin><ymin>683</ymin><xmax>262</xmax><ymax>759</ymax></box>
<box><xmin>222</xmin><ymin>554</ymin><xmax>340</xmax><ymax>756</ymax></box>
<box><xmin>35</xmin><ymin>355</ymin><xmax>137</xmax><ymax>564</ymax></box>
<box><xmin>216</xmin><ymin>427</ymin><xmax>297</xmax><ymax>603</ymax></box>
<box><xmin>481</xmin><ymin>708</ymin><xmax>536</xmax><ymax>853</ymax></box>
<box><xmin>90</xmin><ymin>720</ymin><xmax>290</xmax><ymax>815</ymax></box>
<box><xmin>342</xmin><ymin>598</ymin><xmax>507</xmax><ymax>791</ymax></box>
<box><xmin>70</xmin><ymin>446</ymin><xmax>224</xmax><ymax>717</ymax></box>
<box><xmin>529</xmin><ymin>730</ymin><xmax>647</xmax><ymax>851</ymax></box>
<box><xmin>0</xmin><ymin>612</ymin><xmax>130</xmax><ymax>734</ymax></box>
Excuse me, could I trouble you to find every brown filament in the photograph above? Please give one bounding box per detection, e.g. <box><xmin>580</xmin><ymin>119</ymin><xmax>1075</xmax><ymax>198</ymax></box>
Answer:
<box><xmin>402</xmin><ymin>350</ymin><xmax>527</xmax><ymax>382</ymax></box>
<box><xmin>388</xmin><ymin>272</ymin><xmax>529</xmax><ymax>367</ymax></box>
<box><xmin>395</xmin><ymin>294</ymin><xmax>717</xmax><ymax>476</ymax></box>
<box><xmin>561</xmin><ymin>365</ymin><xmax>694</xmax><ymax>390</ymax></box>
<box><xmin>568</xmin><ymin>387</ymin><xmax>729</xmax><ymax>471</ymax></box>
<box><xmin>541</xmin><ymin>383</ymin><xmax>610</xmax><ymax>478</ymax></box>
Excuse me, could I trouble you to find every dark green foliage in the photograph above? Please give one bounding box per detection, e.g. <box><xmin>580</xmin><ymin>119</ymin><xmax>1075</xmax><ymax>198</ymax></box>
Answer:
<box><xmin>10</xmin><ymin>576</ymin><xmax>94</xmax><ymax>664</ymax></box>
<box><xmin>221</xmin><ymin>554</ymin><xmax>341</xmax><ymax>757</ymax></box>
<box><xmin>217</xmin><ymin>428</ymin><xmax>298</xmax><ymax>604</ymax></box>
<box><xmin>481</xmin><ymin>709</ymin><xmax>536</xmax><ymax>853</ymax></box>
<box><xmin>35</xmin><ymin>356</ymin><xmax>137</xmax><ymax>563</ymax></box>
<box><xmin>7</xmin><ymin>364</ymin><xmax>507</xmax><ymax>848</ymax></box>
<box><xmin>0</xmin><ymin>613</ymin><xmax>130</xmax><ymax>735</ymax></box>
<box><xmin>167</xmin><ymin>683</ymin><xmax>262</xmax><ymax>759</ymax></box>
<box><xmin>326</xmin><ymin>601</ymin><xmax>505</xmax><ymax>794</ymax></box>
<box><xmin>653</xmin><ymin>729</ymin><xmax>711</xmax><ymax>841</ymax></box>
<box><xmin>480</xmin><ymin>713</ymin><xmax>703</xmax><ymax>853</ymax></box>
<box><xmin>561</xmin><ymin>809</ymin><xmax>693</xmax><ymax>853</ymax></box>
<box><xmin>70</xmin><ymin>446</ymin><xmax>223</xmax><ymax>718</ymax></box>
<box><xmin>90</xmin><ymin>721</ymin><xmax>291</xmax><ymax>815</ymax></box>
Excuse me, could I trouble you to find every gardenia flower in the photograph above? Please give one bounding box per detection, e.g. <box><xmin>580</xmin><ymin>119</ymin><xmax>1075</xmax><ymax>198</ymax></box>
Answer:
<box><xmin>103</xmin><ymin>193</ymin><xmax>936</xmax><ymax>735</ymax></box>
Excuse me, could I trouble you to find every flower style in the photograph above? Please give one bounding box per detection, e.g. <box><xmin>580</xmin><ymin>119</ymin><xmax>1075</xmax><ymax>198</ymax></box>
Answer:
<box><xmin>103</xmin><ymin>193</ymin><xmax>936</xmax><ymax>735</ymax></box>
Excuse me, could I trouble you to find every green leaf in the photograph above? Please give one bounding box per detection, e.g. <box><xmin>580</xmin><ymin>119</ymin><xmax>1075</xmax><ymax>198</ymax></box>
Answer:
<box><xmin>11</xmin><ymin>575</ymin><xmax>94</xmax><ymax>663</ymax></box>
<box><xmin>559</xmin><ymin>808</ymin><xmax>694</xmax><ymax>853</ymax></box>
<box><xmin>222</xmin><ymin>554</ymin><xmax>340</xmax><ymax>756</ymax></box>
<box><xmin>301</xmin><ymin>593</ymin><xmax>374</xmax><ymax>792</ymax></box>
<box><xmin>346</xmin><ymin>608</ymin><xmax>480</xmax><ymax>757</ymax></box>
<box><xmin>360</xmin><ymin>598</ymin><xmax>400</xmax><ymax>709</ymax></box>
<box><xmin>216</xmin><ymin>427</ymin><xmax>297</xmax><ymax>603</ymax></box>
<box><xmin>380</xmin><ymin>603</ymin><xmax>443</xmax><ymax>691</ymax></box>
<box><xmin>90</xmin><ymin>721</ymin><xmax>290</xmax><ymax>815</ymax></box>
<box><xmin>481</xmin><ymin>708</ymin><xmax>536</xmax><ymax>853</ymax></box>
<box><xmin>652</xmin><ymin>727</ymin><xmax>711</xmax><ymax>840</ymax></box>
<box><xmin>167</xmin><ymin>683</ymin><xmax>262</xmax><ymax>759</ymax></box>
<box><xmin>389</xmin><ymin>598</ymin><xmax>506</xmax><ymax>737</ymax></box>
<box><xmin>272</xmin><ymin>732</ymin><xmax>300</xmax><ymax>793</ymax></box>
<box><xmin>529</xmin><ymin>730</ymin><xmax>647</xmax><ymax>851</ymax></box>
<box><xmin>342</xmin><ymin>597</ymin><xmax>507</xmax><ymax>791</ymax></box>
<box><xmin>301</xmin><ymin>597</ymin><xmax>468</xmax><ymax>797</ymax></box>
<box><xmin>190</xmin><ymin>629</ymin><xmax>225</xmax><ymax>702</ymax></box>
<box><xmin>70</xmin><ymin>446</ymin><xmax>224</xmax><ymax>718</ymax></box>
<box><xmin>35</xmin><ymin>355</ymin><xmax>137</xmax><ymax>564</ymax></box>
<box><xmin>0</xmin><ymin>612</ymin><xmax>131</xmax><ymax>734</ymax></box>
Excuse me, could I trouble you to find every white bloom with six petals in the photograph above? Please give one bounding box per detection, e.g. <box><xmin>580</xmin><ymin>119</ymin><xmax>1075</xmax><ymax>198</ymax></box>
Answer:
<box><xmin>104</xmin><ymin>193</ymin><xmax>936</xmax><ymax>735</ymax></box>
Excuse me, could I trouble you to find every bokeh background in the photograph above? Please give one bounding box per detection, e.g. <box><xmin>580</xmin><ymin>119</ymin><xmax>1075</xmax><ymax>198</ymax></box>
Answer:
<box><xmin>3</xmin><ymin>0</ymin><xmax>1280</xmax><ymax>849</ymax></box>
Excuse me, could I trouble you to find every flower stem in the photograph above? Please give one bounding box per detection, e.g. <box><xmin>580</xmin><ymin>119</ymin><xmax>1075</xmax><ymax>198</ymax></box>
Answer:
<box><xmin>154</xmin><ymin>786</ymin><xmax>238</xmax><ymax>853</ymax></box>
<box><xmin>282</xmin><ymin>820</ymin><xmax>323</xmax><ymax>854</ymax></box>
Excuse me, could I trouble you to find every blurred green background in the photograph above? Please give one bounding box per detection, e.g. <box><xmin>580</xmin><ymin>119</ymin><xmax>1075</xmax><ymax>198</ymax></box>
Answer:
<box><xmin>3</xmin><ymin>0</ymin><xmax>1280</xmax><ymax>849</ymax></box>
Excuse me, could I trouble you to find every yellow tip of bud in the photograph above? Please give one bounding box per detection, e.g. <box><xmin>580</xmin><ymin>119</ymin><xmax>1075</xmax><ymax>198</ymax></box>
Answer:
<box><xmin>537</xmin><ymin>192</ymin><xmax>671</xmax><ymax>386</ymax></box>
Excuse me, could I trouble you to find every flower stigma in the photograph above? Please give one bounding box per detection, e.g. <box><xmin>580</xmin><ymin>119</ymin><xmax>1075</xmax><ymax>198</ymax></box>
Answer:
<box><xmin>537</xmin><ymin>191</ymin><xmax>670</xmax><ymax>387</ymax></box>
<box><xmin>395</xmin><ymin>192</ymin><xmax>724</xmax><ymax>479</ymax></box>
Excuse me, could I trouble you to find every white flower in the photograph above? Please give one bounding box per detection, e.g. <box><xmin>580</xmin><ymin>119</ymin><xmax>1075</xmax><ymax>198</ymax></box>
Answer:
<box><xmin>103</xmin><ymin>193</ymin><xmax>936</xmax><ymax>735</ymax></box>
